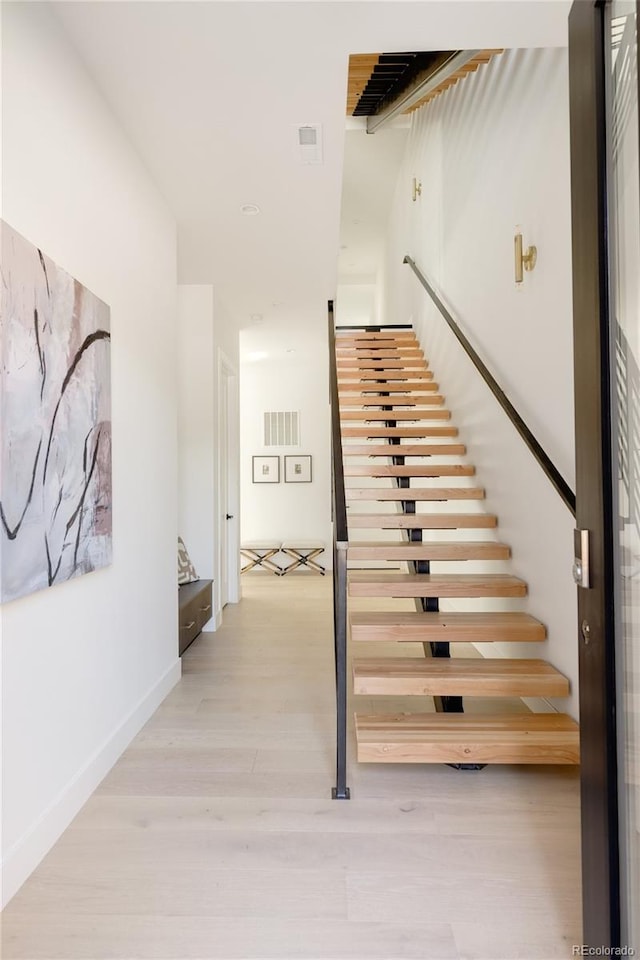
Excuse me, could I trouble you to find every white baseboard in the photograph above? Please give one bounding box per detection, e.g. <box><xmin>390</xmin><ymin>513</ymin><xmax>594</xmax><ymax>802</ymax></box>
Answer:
<box><xmin>521</xmin><ymin>696</ymin><xmax>559</xmax><ymax>713</ymax></box>
<box><xmin>473</xmin><ymin>641</ymin><xmax>559</xmax><ymax>714</ymax></box>
<box><xmin>1</xmin><ymin>658</ymin><xmax>181</xmax><ymax>909</ymax></box>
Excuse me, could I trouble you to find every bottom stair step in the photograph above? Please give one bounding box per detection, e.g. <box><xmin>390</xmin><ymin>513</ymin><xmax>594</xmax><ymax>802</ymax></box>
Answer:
<box><xmin>355</xmin><ymin>712</ymin><xmax>580</xmax><ymax>765</ymax></box>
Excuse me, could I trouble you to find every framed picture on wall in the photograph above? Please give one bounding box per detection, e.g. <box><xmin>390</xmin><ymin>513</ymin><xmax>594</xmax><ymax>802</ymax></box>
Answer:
<box><xmin>284</xmin><ymin>455</ymin><xmax>312</xmax><ymax>483</ymax></box>
<box><xmin>252</xmin><ymin>455</ymin><xmax>280</xmax><ymax>483</ymax></box>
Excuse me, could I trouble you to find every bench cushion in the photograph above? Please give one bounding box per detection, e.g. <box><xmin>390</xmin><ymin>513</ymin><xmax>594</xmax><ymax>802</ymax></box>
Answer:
<box><xmin>241</xmin><ymin>540</ymin><xmax>282</xmax><ymax>551</ymax></box>
<box><xmin>281</xmin><ymin>540</ymin><xmax>325</xmax><ymax>550</ymax></box>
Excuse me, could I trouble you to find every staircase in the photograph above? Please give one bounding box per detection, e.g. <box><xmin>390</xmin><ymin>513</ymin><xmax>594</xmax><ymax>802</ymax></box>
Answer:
<box><xmin>335</xmin><ymin>326</ymin><xmax>580</xmax><ymax>767</ymax></box>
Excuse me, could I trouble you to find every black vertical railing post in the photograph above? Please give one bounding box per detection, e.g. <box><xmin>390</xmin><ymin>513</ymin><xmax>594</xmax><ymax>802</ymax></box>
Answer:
<box><xmin>328</xmin><ymin>301</ymin><xmax>350</xmax><ymax>800</ymax></box>
<box><xmin>332</xmin><ymin>542</ymin><xmax>349</xmax><ymax>799</ymax></box>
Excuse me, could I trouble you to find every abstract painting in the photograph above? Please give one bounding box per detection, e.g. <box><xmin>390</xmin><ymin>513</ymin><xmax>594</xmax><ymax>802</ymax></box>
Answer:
<box><xmin>0</xmin><ymin>221</ymin><xmax>112</xmax><ymax>603</ymax></box>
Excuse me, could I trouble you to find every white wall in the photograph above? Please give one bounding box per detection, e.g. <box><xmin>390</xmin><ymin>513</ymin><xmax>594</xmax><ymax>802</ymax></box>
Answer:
<box><xmin>177</xmin><ymin>286</ymin><xmax>240</xmax><ymax>624</ymax></box>
<box><xmin>336</xmin><ymin>283</ymin><xmax>376</xmax><ymax>327</ymax></box>
<box><xmin>239</xmin><ymin>312</ymin><xmax>332</xmax><ymax>568</ymax></box>
<box><xmin>1</xmin><ymin>2</ymin><xmax>179</xmax><ymax>905</ymax></box>
<box><xmin>178</xmin><ymin>286</ymin><xmax>215</xmax><ymax>582</ymax></box>
<box><xmin>384</xmin><ymin>48</ymin><xmax>579</xmax><ymax>717</ymax></box>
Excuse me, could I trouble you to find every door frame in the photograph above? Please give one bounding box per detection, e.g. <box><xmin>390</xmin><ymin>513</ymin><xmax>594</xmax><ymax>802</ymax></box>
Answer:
<box><xmin>568</xmin><ymin>0</ymin><xmax>622</xmax><ymax>947</ymax></box>
<box><xmin>217</xmin><ymin>348</ymin><xmax>240</xmax><ymax>613</ymax></box>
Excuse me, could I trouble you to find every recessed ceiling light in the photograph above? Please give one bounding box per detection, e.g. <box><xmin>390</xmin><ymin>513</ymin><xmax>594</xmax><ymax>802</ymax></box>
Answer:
<box><xmin>240</xmin><ymin>203</ymin><xmax>261</xmax><ymax>216</ymax></box>
<box><xmin>286</xmin><ymin>349</ymin><xmax>296</xmax><ymax>354</ymax></box>
<box><xmin>250</xmin><ymin>313</ymin><xmax>263</xmax><ymax>323</ymax></box>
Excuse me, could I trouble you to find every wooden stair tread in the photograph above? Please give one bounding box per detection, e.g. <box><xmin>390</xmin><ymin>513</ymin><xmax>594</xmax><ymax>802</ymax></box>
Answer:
<box><xmin>349</xmin><ymin>611</ymin><xmax>545</xmax><ymax>642</ymax></box>
<box><xmin>339</xmin><ymin>383</ymin><xmax>439</xmax><ymax>393</ymax></box>
<box><xmin>342</xmin><ymin>427</ymin><xmax>458</xmax><ymax>438</ymax></box>
<box><xmin>336</xmin><ymin>341</ymin><xmax>420</xmax><ymax>348</ymax></box>
<box><xmin>341</xmin><ymin>444</ymin><xmax>466</xmax><ymax>456</ymax></box>
<box><xmin>336</xmin><ymin>349</ymin><xmax>424</xmax><ymax>359</ymax></box>
<box><xmin>348</xmin><ymin>573</ymin><xmax>527</xmax><ymax>598</ymax></box>
<box><xmin>338</xmin><ymin>362</ymin><xmax>428</xmax><ymax>371</ymax></box>
<box><xmin>335</xmin><ymin>330</ymin><xmax>416</xmax><ymax>338</ymax></box>
<box><xmin>346</xmin><ymin>487</ymin><xmax>484</xmax><ymax>500</ymax></box>
<box><xmin>338</xmin><ymin>371</ymin><xmax>434</xmax><ymax>381</ymax></box>
<box><xmin>354</xmin><ymin>713</ymin><xmax>580</xmax><ymax>764</ymax></box>
<box><xmin>347</xmin><ymin>513</ymin><xmax>497</xmax><ymax>529</ymax></box>
<box><xmin>344</xmin><ymin>465</ymin><xmax>474</xmax><ymax>477</ymax></box>
<box><xmin>335</xmin><ymin>333</ymin><xmax>416</xmax><ymax>343</ymax></box>
<box><xmin>352</xmin><ymin>658</ymin><xmax>570</xmax><ymax>697</ymax></box>
<box><xmin>347</xmin><ymin>541</ymin><xmax>510</xmax><ymax>560</ymax></box>
<box><xmin>340</xmin><ymin>396</ymin><xmax>445</xmax><ymax>406</ymax></box>
<box><xmin>341</xmin><ymin>410</ymin><xmax>452</xmax><ymax>421</ymax></box>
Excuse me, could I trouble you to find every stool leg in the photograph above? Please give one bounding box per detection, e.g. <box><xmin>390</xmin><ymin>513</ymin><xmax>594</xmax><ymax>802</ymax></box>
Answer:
<box><xmin>241</xmin><ymin>549</ymin><xmax>282</xmax><ymax>575</ymax></box>
<box><xmin>279</xmin><ymin>548</ymin><xmax>325</xmax><ymax>575</ymax></box>
<box><xmin>262</xmin><ymin>552</ymin><xmax>283</xmax><ymax>576</ymax></box>
<box><xmin>241</xmin><ymin>551</ymin><xmax>261</xmax><ymax>573</ymax></box>
<box><xmin>280</xmin><ymin>549</ymin><xmax>302</xmax><ymax>575</ymax></box>
<box><xmin>304</xmin><ymin>549</ymin><xmax>326</xmax><ymax>575</ymax></box>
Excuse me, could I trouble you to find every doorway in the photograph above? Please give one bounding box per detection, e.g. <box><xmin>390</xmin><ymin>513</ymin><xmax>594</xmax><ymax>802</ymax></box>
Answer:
<box><xmin>218</xmin><ymin>350</ymin><xmax>240</xmax><ymax>611</ymax></box>
<box><xmin>569</xmin><ymin>0</ymin><xmax>639</xmax><ymax>949</ymax></box>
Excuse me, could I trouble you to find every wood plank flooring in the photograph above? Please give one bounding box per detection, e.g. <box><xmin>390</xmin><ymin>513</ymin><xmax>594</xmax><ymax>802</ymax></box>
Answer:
<box><xmin>0</xmin><ymin>575</ymin><xmax>582</xmax><ymax>959</ymax></box>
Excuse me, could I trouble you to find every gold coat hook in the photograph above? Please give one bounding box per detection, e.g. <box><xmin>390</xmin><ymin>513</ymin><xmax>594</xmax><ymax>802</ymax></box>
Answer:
<box><xmin>412</xmin><ymin>178</ymin><xmax>422</xmax><ymax>202</ymax></box>
<box><xmin>514</xmin><ymin>232</ymin><xmax>537</xmax><ymax>283</ymax></box>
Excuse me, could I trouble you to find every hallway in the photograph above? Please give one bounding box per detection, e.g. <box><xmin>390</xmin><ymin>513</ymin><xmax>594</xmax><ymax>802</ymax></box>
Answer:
<box><xmin>1</xmin><ymin>576</ymin><xmax>581</xmax><ymax>960</ymax></box>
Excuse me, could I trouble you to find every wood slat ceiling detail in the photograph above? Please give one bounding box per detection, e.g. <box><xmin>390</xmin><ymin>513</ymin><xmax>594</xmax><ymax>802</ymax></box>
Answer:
<box><xmin>347</xmin><ymin>52</ymin><xmax>451</xmax><ymax>117</ymax></box>
<box><xmin>347</xmin><ymin>54</ymin><xmax>381</xmax><ymax>116</ymax></box>
<box><xmin>403</xmin><ymin>49</ymin><xmax>504</xmax><ymax>114</ymax></box>
<box><xmin>346</xmin><ymin>49</ymin><xmax>504</xmax><ymax>117</ymax></box>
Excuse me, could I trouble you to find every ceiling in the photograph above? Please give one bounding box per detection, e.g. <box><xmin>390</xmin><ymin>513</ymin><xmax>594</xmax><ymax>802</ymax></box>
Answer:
<box><xmin>53</xmin><ymin>1</ymin><xmax>571</xmax><ymax>334</ymax></box>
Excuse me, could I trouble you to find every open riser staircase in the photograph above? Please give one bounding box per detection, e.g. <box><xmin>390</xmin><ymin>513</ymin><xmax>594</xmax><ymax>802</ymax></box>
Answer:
<box><xmin>335</xmin><ymin>326</ymin><xmax>580</xmax><ymax>768</ymax></box>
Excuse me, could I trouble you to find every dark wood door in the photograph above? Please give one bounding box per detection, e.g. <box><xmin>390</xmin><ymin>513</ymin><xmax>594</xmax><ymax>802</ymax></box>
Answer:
<box><xmin>568</xmin><ymin>0</ymin><xmax>621</xmax><ymax>948</ymax></box>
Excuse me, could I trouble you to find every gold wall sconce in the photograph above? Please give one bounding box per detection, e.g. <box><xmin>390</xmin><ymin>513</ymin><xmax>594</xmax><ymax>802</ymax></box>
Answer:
<box><xmin>412</xmin><ymin>178</ymin><xmax>422</xmax><ymax>202</ymax></box>
<box><xmin>514</xmin><ymin>232</ymin><xmax>537</xmax><ymax>283</ymax></box>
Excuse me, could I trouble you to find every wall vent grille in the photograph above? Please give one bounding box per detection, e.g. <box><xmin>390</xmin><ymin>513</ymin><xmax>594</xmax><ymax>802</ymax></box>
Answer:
<box><xmin>263</xmin><ymin>411</ymin><xmax>300</xmax><ymax>447</ymax></box>
<box><xmin>298</xmin><ymin>126</ymin><xmax>317</xmax><ymax>146</ymax></box>
<box><xmin>295</xmin><ymin>123</ymin><xmax>323</xmax><ymax>164</ymax></box>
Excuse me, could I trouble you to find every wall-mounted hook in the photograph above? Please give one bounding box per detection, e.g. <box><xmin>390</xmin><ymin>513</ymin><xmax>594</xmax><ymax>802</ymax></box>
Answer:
<box><xmin>412</xmin><ymin>178</ymin><xmax>422</xmax><ymax>202</ymax></box>
<box><xmin>514</xmin><ymin>232</ymin><xmax>537</xmax><ymax>283</ymax></box>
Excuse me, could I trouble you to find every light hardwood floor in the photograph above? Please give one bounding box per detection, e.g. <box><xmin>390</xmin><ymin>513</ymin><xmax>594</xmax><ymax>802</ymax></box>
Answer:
<box><xmin>1</xmin><ymin>575</ymin><xmax>582</xmax><ymax>959</ymax></box>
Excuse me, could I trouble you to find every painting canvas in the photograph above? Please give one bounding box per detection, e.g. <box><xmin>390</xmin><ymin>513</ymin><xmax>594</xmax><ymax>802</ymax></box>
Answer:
<box><xmin>0</xmin><ymin>221</ymin><xmax>112</xmax><ymax>603</ymax></box>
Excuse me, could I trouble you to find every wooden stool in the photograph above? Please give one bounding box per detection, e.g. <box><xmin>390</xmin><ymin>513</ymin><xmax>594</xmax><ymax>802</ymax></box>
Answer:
<box><xmin>240</xmin><ymin>541</ymin><xmax>283</xmax><ymax>575</ymax></box>
<box><xmin>280</xmin><ymin>541</ymin><xmax>326</xmax><ymax>575</ymax></box>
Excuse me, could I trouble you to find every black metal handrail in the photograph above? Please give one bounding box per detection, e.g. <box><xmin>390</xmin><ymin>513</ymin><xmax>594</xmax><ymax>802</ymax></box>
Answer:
<box><xmin>404</xmin><ymin>256</ymin><xmax>577</xmax><ymax>516</ymax></box>
<box><xmin>328</xmin><ymin>301</ymin><xmax>349</xmax><ymax>799</ymax></box>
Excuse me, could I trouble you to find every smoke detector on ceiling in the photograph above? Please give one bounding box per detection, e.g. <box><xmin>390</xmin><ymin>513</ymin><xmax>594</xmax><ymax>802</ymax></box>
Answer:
<box><xmin>295</xmin><ymin>123</ymin><xmax>323</xmax><ymax>165</ymax></box>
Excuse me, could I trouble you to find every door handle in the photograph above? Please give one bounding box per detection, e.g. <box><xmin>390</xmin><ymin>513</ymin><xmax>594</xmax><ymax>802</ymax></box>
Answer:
<box><xmin>226</xmin><ymin>514</ymin><xmax>234</xmax><ymax>520</ymax></box>
<box><xmin>573</xmin><ymin>529</ymin><xmax>590</xmax><ymax>588</ymax></box>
